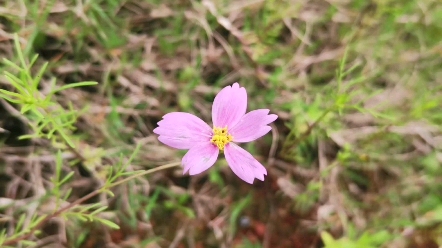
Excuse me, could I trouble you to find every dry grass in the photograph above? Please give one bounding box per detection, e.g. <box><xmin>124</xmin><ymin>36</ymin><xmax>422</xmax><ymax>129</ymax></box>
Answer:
<box><xmin>1</xmin><ymin>0</ymin><xmax>442</xmax><ymax>247</ymax></box>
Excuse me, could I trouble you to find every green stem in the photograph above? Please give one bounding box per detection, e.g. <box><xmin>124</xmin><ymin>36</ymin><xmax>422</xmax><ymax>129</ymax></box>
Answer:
<box><xmin>2</xmin><ymin>161</ymin><xmax>181</xmax><ymax>246</ymax></box>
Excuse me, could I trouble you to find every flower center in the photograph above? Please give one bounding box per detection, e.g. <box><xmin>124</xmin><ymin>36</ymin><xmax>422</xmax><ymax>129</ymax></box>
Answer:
<box><xmin>210</xmin><ymin>126</ymin><xmax>233</xmax><ymax>151</ymax></box>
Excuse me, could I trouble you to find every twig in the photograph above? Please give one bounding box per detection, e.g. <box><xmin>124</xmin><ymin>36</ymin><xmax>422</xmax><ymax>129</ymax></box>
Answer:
<box><xmin>3</xmin><ymin>161</ymin><xmax>181</xmax><ymax>246</ymax></box>
<box><xmin>267</xmin><ymin>123</ymin><xmax>279</xmax><ymax>167</ymax></box>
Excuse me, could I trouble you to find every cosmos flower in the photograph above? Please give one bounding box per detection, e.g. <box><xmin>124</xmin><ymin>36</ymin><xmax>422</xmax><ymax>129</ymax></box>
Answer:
<box><xmin>153</xmin><ymin>83</ymin><xmax>277</xmax><ymax>184</ymax></box>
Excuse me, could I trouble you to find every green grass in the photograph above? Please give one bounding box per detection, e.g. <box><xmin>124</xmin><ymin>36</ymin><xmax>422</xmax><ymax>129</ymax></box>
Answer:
<box><xmin>1</xmin><ymin>0</ymin><xmax>442</xmax><ymax>247</ymax></box>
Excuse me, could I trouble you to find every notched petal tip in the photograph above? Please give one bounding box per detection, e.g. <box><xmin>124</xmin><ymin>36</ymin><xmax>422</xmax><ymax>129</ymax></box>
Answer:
<box><xmin>229</xmin><ymin>109</ymin><xmax>278</xmax><ymax>143</ymax></box>
<box><xmin>224</xmin><ymin>143</ymin><xmax>267</xmax><ymax>184</ymax></box>
<box><xmin>152</xmin><ymin>127</ymin><xmax>160</xmax><ymax>134</ymax></box>
<box><xmin>212</xmin><ymin>83</ymin><xmax>248</xmax><ymax>128</ymax></box>
<box><xmin>267</xmin><ymin>113</ymin><xmax>278</xmax><ymax>123</ymax></box>
<box><xmin>154</xmin><ymin>112</ymin><xmax>212</xmax><ymax>150</ymax></box>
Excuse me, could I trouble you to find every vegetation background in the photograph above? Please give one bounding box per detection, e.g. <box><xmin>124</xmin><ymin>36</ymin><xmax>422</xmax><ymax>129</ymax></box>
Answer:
<box><xmin>0</xmin><ymin>0</ymin><xmax>442</xmax><ymax>247</ymax></box>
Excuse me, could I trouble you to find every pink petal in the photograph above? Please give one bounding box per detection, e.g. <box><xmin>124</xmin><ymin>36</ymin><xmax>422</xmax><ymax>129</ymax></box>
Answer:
<box><xmin>153</xmin><ymin>112</ymin><xmax>212</xmax><ymax>149</ymax></box>
<box><xmin>182</xmin><ymin>142</ymin><xmax>219</xmax><ymax>175</ymax></box>
<box><xmin>229</xmin><ymin>109</ymin><xmax>278</xmax><ymax>143</ymax></box>
<box><xmin>224</xmin><ymin>143</ymin><xmax>267</xmax><ymax>184</ymax></box>
<box><xmin>212</xmin><ymin>82</ymin><xmax>247</xmax><ymax>128</ymax></box>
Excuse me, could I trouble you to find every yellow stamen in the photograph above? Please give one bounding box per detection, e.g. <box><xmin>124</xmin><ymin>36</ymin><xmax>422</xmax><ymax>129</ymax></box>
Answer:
<box><xmin>210</xmin><ymin>126</ymin><xmax>233</xmax><ymax>151</ymax></box>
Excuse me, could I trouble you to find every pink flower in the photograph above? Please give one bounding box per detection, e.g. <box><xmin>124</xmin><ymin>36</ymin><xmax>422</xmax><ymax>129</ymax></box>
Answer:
<box><xmin>153</xmin><ymin>83</ymin><xmax>278</xmax><ymax>184</ymax></box>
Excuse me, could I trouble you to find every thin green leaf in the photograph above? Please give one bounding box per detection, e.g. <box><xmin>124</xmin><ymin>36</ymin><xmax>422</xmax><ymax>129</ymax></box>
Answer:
<box><xmin>30</xmin><ymin>108</ymin><xmax>45</xmax><ymax>119</ymax></box>
<box><xmin>0</xmin><ymin>89</ymin><xmax>25</xmax><ymax>99</ymax></box>
<box><xmin>90</xmin><ymin>206</ymin><xmax>108</xmax><ymax>216</ymax></box>
<box><xmin>75</xmin><ymin>214</ymin><xmax>88</xmax><ymax>222</ymax></box>
<box><xmin>81</xmin><ymin>203</ymin><xmax>102</xmax><ymax>212</ymax></box>
<box><xmin>13</xmin><ymin>33</ymin><xmax>27</xmax><ymax>70</ymax></box>
<box><xmin>58</xmin><ymin>129</ymin><xmax>75</xmax><ymax>148</ymax></box>
<box><xmin>55</xmin><ymin>150</ymin><xmax>63</xmax><ymax>183</ymax></box>
<box><xmin>50</xmin><ymin>81</ymin><xmax>98</xmax><ymax>94</ymax></box>
<box><xmin>3</xmin><ymin>72</ymin><xmax>27</xmax><ymax>94</ymax></box>
<box><xmin>19</xmin><ymin>240</ymin><xmax>37</xmax><ymax>246</ymax></box>
<box><xmin>63</xmin><ymin>188</ymin><xmax>73</xmax><ymax>201</ymax></box>
<box><xmin>30</xmin><ymin>213</ymin><xmax>46</xmax><ymax>226</ymax></box>
<box><xmin>97</xmin><ymin>218</ymin><xmax>120</xmax><ymax>229</ymax></box>
<box><xmin>14</xmin><ymin>214</ymin><xmax>26</xmax><ymax>232</ymax></box>
<box><xmin>59</xmin><ymin>171</ymin><xmax>75</xmax><ymax>185</ymax></box>
<box><xmin>19</xmin><ymin>134</ymin><xmax>38</xmax><ymax>140</ymax></box>
<box><xmin>102</xmin><ymin>189</ymin><xmax>115</xmax><ymax>197</ymax></box>
<box><xmin>32</xmin><ymin>61</ymin><xmax>48</xmax><ymax>90</ymax></box>
<box><xmin>47</xmin><ymin>126</ymin><xmax>57</xmax><ymax>139</ymax></box>
<box><xmin>0</xmin><ymin>94</ymin><xmax>22</xmax><ymax>103</ymax></box>
<box><xmin>28</xmin><ymin>54</ymin><xmax>39</xmax><ymax>68</ymax></box>
<box><xmin>20</xmin><ymin>104</ymin><xmax>34</xmax><ymax>114</ymax></box>
<box><xmin>2</xmin><ymin>58</ymin><xmax>23</xmax><ymax>71</ymax></box>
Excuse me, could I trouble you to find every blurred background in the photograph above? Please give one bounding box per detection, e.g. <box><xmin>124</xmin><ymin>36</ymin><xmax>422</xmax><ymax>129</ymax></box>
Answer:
<box><xmin>0</xmin><ymin>0</ymin><xmax>442</xmax><ymax>247</ymax></box>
